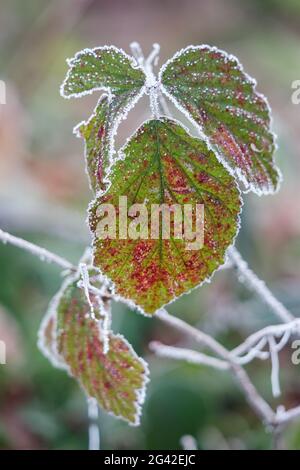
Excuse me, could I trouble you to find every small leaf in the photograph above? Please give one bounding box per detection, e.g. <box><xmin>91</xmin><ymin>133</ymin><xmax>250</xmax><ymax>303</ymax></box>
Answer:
<box><xmin>160</xmin><ymin>46</ymin><xmax>280</xmax><ymax>195</ymax></box>
<box><xmin>38</xmin><ymin>298</ymin><xmax>66</xmax><ymax>369</ymax></box>
<box><xmin>75</xmin><ymin>93</ymin><xmax>134</xmax><ymax>192</ymax></box>
<box><xmin>61</xmin><ymin>46</ymin><xmax>145</xmax><ymax>99</ymax></box>
<box><xmin>62</xmin><ymin>46</ymin><xmax>146</xmax><ymax>192</ymax></box>
<box><xmin>89</xmin><ymin>118</ymin><xmax>241</xmax><ymax>314</ymax></box>
<box><xmin>51</xmin><ymin>276</ymin><xmax>149</xmax><ymax>425</ymax></box>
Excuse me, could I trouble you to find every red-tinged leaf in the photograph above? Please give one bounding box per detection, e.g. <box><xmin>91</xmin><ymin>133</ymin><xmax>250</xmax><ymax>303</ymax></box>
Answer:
<box><xmin>61</xmin><ymin>47</ymin><xmax>146</xmax><ymax>192</ymax></box>
<box><xmin>160</xmin><ymin>46</ymin><xmax>280</xmax><ymax>195</ymax></box>
<box><xmin>75</xmin><ymin>93</ymin><xmax>135</xmax><ymax>192</ymax></box>
<box><xmin>38</xmin><ymin>300</ymin><xmax>65</xmax><ymax>369</ymax></box>
<box><xmin>89</xmin><ymin>118</ymin><xmax>241</xmax><ymax>315</ymax></box>
<box><xmin>54</xmin><ymin>277</ymin><xmax>149</xmax><ymax>425</ymax></box>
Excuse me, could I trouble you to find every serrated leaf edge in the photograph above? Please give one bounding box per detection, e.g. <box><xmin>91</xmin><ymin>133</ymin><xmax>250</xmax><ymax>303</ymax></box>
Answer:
<box><xmin>60</xmin><ymin>45</ymin><xmax>146</xmax><ymax>100</ymax></box>
<box><xmin>158</xmin><ymin>44</ymin><xmax>282</xmax><ymax>196</ymax></box>
<box><xmin>39</xmin><ymin>273</ymin><xmax>150</xmax><ymax>426</ymax></box>
<box><xmin>88</xmin><ymin>116</ymin><xmax>243</xmax><ymax>317</ymax></box>
<box><xmin>73</xmin><ymin>86</ymin><xmax>146</xmax><ymax>193</ymax></box>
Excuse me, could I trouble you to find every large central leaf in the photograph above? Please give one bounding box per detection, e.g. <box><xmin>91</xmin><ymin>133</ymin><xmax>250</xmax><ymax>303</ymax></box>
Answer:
<box><xmin>160</xmin><ymin>46</ymin><xmax>280</xmax><ymax>195</ymax></box>
<box><xmin>89</xmin><ymin>118</ymin><xmax>241</xmax><ymax>314</ymax></box>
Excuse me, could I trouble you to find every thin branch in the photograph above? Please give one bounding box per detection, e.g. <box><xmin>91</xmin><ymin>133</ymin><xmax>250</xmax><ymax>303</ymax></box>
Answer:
<box><xmin>156</xmin><ymin>308</ymin><xmax>229</xmax><ymax>359</ymax></box>
<box><xmin>268</xmin><ymin>335</ymin><xmax>281</xmax><ymax>398</ymax></box>
<box><xmin>228</xmin><ymin>247</ymin><xmax>294</xmax><ymax>323</ymax></box>
<box><xmin>149</xmin><ymin>341</ymin><xmax>229</xmax><ymax>370</ymax></box>
<box><xmin>231</xmin><ymin>319</ymin><xmax>300</xmax><ymax>357</ymax></box>
<box><xmin>87</xmin><ymin>397</ymin><xmax>100</xmax><ymax>451</ymax></box>
<box><xmin>156</xmin><ymin>309</ymin><xmax>276</xmax><ymax>426</ymax></box>
<box><xmin>0</xmin><ymin>228</ymin><xmax>75</xmax><ymax>271</ymax></box>
<box><xmin>277</xmin><ymin>405</ymin><xmax>300</xmax><ymax>426</ymax></box>
<box><xmin>1</xmin><ymin>228</ymin><xmax>300</xmax><ymax>431</ymax></box>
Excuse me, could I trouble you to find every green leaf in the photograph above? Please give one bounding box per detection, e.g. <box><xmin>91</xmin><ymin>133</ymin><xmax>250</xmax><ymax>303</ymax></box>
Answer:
<box><xmin>89</xmin><ymin>118</ymin><xmax>241</xmax><ymax>314</ymax></box>
<box><xmin>75</xmin><ymin>93</ymin><xmax>128</xmax><ymax>192</ymax></box>
<box><xmin>160</xmin><ymin>46</ymin><xmax>280</xmax><ymax>195</ymax></box>
<box><xmin>61</xmin><ymin>46</ymin><xmax>146</xmax><ymax>192</ymax></box>
<box><xmin>41</xmin><ymin>275</ymin><xmax>149</xmax><ymax>425</ymax></box>
<box><xmin>61</xmin><ymin>46</ymin><xmax>145</xmax><ymax>99</ymax></box>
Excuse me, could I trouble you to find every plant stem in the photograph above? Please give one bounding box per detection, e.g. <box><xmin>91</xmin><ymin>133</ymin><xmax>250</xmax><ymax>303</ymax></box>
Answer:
<box><xmin>0</xmin><ymin>228</ymin><xmax>75</xmax><ymax>271</ymax></box>
<box><xmin>1</xmin><ymin>228</ymin><xmax>300</xmax><ymax>433</ymax></box>
<box><xmin>228</xmin><ymin>247</ymin><xmax>294</xmax><ymax>323</ymax></box>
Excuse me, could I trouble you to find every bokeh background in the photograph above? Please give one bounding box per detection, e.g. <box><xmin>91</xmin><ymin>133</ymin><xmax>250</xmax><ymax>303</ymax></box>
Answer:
<box><xmin>0</xmin><ymin>0</ymin><xmax>300</xmax><ymax>450</ymax></box>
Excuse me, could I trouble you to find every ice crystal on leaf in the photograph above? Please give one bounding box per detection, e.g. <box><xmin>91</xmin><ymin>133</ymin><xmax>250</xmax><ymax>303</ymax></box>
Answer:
<box><xmin>160</xmin><ymin>45</ymin><xmax>281</xmax><ymax>195</ymax></box>
<box><xmin>38</xmin><ymin>269</ymin><xmax>149</xmax><ymax>425</ymax></box>
<box><xmin>89</xmin><ymin>118</ymin><xmax>242</xmax><ymax>314</ymax></box>
<box><xmin>61</xmin><ymin>46</ymin><xmax>146</xmax><ymax>191</ymax></box>
<box><xmin>54</xmin><ymin>43</ymin><xmax>282</xmax><ymax>425</ymax></box>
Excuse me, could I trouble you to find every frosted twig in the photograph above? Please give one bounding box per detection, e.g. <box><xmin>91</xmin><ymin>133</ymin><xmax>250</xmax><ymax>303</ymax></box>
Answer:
<box><xmin>276</xmin><ymin>405</ymin><xmax>300</xmax><ymax>426</ymax></box>
<box><xmin>233</xmin><ymin>337</ymin><xmax>269</xmax><ymax>365</ymax></box>
<box><xmin>130</xmin><ymin>41</ymin><xmax>145</xmax><ymax>66</ymax></box>
<box><xmin>231</xmin><ymin>319</ymin><xmax>300</xmax><ymax>357</ymax></box>
<box><xmin>79</xmin><ymin>263</ymin><xmax>96</xmax><ymax>320</ymax></box>
<box><xmin>0</xmin><ymin>228</ymin><xmax>74</xmax><ymax>271</ymax></box>
<box><xmin>156</xmin><ymin>309</ymin><xmax>276</xmax><ymax>426</ymax></box>
<box><xmin>228</xmin><ymin>247</ymin><xmax>294</xmax><ymax>323</ymax></box>
<box><xmin>268</xmin><ymin>335</ymin><xmax>281</xmax><ymax>398</ymax></box>
<box><xmin>87</xmin><ymin>397</ymin><xmax>100</xmax><ymax>451</ymax></box>
<box><xmin>145</xmin><ymin>43</ymin><xmax>160</xmax><ymax>68</ymax></box>
<box><xmin>2</xmin><ymin>228</ymin><xmax>300</xmax><ymax>432</ymax></box>
<box><xmin>131</xmin><ymin>42</ymin><xmax>160</xmax><ymax>118</ymax></box>
<box><xmin>149</xmin><ymin>341</ymin><xmax>229</xmax><ymax>370</ymax></box>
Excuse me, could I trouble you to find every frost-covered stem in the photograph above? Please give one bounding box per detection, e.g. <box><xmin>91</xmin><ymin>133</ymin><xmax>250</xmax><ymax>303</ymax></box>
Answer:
<box><xmin>157</xmin><ymin>309</ymin><xmax>229</xmax><ymax>358</ymax></box>
<box><xmin>131</xmin><ymin>42</ymin><xmax>160</xmax><ymax>119</ymax></box>
<box><xmin>228</xmin><ymin>247</ymin><xmax>294</xmax><ymax>323</ymax></box>
<box><xmin>277</xmin><ymin>405</ymin><xmax>300</xmax><ymax>426</ymax></box>
<box><xmin>150</xmin><ymin>341</ymin><xmax>229</xmax><ymax>370</ymax></box>
<box><xmin>268</xmin><ymin>335</ymin><xmax>281</xmax><ymax>398</ymax></box>
<box><xmin>87</xmin><ymin>397</ymin><xmax>100</xmax><ymax>451</ymax></box>
<box><xmin>231</xmin><ymin>319</ymin><xmax>300</xmax><ymax>358</ymax></box>
<box><xmin>2</xmin><ymin>228</ymin><xmax>299</xmax><ymax>431</ymax></box>
<box><xmin>156</xmin><ymin>309</ymin><xmax>276</xmax><ymax>426</ymax></box>
<box><xmin>0</xmin><ymin>228</ymin><xmax>74</xmax><ymax>271</ymax></box>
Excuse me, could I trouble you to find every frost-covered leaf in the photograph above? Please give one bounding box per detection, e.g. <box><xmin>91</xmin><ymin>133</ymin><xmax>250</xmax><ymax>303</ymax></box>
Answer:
<box><xmin>44</xmin><ymin>275</ymin><xmax>149</xmax><ymax>425</ymax></box>
<box><xmin>61</xmin><ymin>47</ymin><xmax>146</xmax><ymax>191</ymax></box>
<box><xmin>61</xmin><ymin>46</ymin><xmax>145</xmax><ymax>99</ymax></box>
<box><xmin>75</xmin><ymin>93</ymin><xmax>134</xmax><ymax>192</ymax></box>
<box><xmin>160</xmin><ymin>46</ymin><xmax>280</xmax><ymax>195</ymax></box>
<box><xmin>38</xmin><ymin>298</ymin><xmax>66</xmax><ymax>369</ymax></box>
<box><xmin>89</xmin><ymin>118</ymin><xmax>241</xmax><ymax>314</ymax></box>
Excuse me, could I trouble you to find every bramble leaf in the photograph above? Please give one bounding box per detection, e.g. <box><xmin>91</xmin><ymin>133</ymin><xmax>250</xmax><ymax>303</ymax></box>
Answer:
<box><xmin>75</xmin><ymin>93</ymin><xmax>132</xmax><ymax>192</ymax></box>
<box><xmin>61</xmin><ymin>46</ymin><xmax>146</xmax><ymax>191</ymax></box>
<box><xmin>38</xmin><ymin>306</ymin><xmax>65</xmax><ymax>369</ymax></box>
<box><xmin>39</xmin><ymin>275</ymin><xmax>149</xmax><ymax>425</ymax></box>
<box><xmin>61</xmin><ymin>46</ymin><xmax>145</xmax><ymax>99</ymax></box>
<box><xmin>160</xmin><ymin>46</ymin><xmax>280</xmax><ymax>195</ymax></box>
<box><xmin>89</xmin><ymin>118</ymin><xmax>241</xmax><ymax>315</ymax></box>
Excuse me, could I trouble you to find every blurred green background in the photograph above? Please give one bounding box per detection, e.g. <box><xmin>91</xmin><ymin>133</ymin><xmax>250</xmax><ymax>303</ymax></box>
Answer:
<box><xmin>0</xmin><ymin>0</ymin><xmax>300</xmax><ymax>450</ymax></box>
